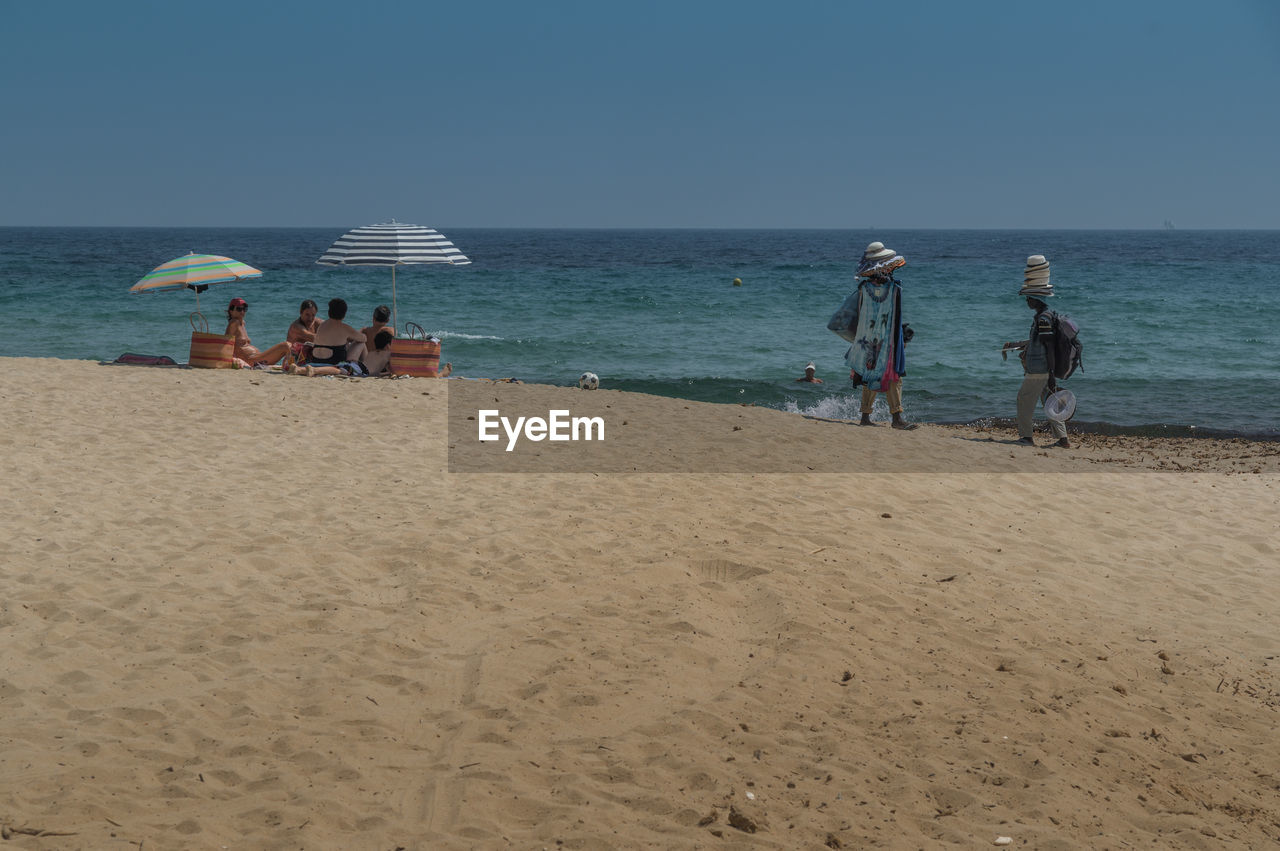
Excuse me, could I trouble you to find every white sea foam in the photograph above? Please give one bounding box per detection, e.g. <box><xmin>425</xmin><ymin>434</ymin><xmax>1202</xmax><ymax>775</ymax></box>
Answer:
<box><xmin>782</xmin><ymin>394</ymin><xmax>873</xmax><ymax>422</ymax></box>
<box><xmin>436</xmin><ymin>331</ymin><xmax>504</xmax><ymax>341</ymax></box>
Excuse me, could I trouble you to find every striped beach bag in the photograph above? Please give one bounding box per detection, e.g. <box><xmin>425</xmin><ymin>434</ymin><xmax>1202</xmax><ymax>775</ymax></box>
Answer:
<box><xmin>188</xmin><ymin>312</ymin><xmax>235</xmax><ymax>369</ymax></box>
<box><xmin>390</xmin><ymin>322</ymin><xmax>441</xmax><ymax>377</ymax></box>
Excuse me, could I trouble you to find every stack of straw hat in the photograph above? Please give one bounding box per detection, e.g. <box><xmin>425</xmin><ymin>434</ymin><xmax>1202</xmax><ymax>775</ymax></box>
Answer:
<box><xmin>1019</xmin><ymin>255</ymin><xmax>1053</xmax><ymax>297</ymax></box>
<box><xmin>857</xmin><ymin>241</ymin><xmax>907</xmax><ymax>278</ymax></box>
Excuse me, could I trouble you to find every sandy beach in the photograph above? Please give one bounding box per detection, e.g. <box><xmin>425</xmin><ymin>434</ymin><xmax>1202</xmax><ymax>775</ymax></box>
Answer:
<box><xmin>1</xmin><ymin>358</ymin><xmax>1277</xmax><ymax>849</ymax></box>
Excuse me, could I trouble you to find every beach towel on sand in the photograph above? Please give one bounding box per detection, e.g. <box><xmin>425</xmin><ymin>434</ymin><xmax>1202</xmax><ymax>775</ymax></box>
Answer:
<box><xmin>111</xmin><ymin>353</ymin><xmax>179</xmax><ymax>366</ymax></box>
<box><xmin>842</xmin><ymin>279</ymin><xmax>905</xmax><ymax>390</ymax></box>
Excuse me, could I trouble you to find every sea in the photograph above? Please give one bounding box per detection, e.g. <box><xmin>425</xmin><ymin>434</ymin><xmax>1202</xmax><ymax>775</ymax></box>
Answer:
<box><xmin>1</xmin><ymin>227</ymin><xmax>1277</xmax><ymax>438</ymax></box>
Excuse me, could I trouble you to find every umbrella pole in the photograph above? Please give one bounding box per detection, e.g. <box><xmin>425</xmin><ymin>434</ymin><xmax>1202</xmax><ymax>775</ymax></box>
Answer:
<box><xmin>392</xmin><ymin>265</ymin><xmax>398</xmax><ymax>332</ymax></box>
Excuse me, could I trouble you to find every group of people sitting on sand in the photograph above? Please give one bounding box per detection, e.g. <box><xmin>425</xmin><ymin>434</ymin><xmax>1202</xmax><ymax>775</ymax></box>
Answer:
<box><xmin>223</xmin><ymin>296</ymin><xmax>450</xmax><ymax>378</ymax></box>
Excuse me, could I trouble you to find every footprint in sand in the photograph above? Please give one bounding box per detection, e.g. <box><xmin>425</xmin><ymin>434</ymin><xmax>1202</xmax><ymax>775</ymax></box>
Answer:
<box><xmin>693</xmin><ymin>559</ymin><xmax>768</xmax><ymax>583</ymax></box>
<box><xmin>518</xmin><ymin>682</ymin><xmax>548</xmax><ymax>700</ymax></box>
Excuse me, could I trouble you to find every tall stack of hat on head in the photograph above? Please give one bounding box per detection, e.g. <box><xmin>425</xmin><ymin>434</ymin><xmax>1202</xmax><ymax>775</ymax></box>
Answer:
<box><xmin>857</xmin><ymin>241</ymin><xmax>907</xmax><ymax>278</ymax></box>
<box><xmin>1019</xmin><ymin>255</ymin><xmax>1053</xmax><ymax>298</ymax></box>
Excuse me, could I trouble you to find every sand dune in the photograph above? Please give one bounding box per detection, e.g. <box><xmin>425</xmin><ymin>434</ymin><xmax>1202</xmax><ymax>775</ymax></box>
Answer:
<box><xmin>1</xmin><ymin>358</ymin><xmax>1277</xmax><ymax>848</ymax></box>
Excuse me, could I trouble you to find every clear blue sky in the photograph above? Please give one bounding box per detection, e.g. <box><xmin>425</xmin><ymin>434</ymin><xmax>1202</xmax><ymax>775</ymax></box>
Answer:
<box><xmin>3</xmin><ymin>1</ymin><xmax>1277</xmax><ymax>228</ymax></box>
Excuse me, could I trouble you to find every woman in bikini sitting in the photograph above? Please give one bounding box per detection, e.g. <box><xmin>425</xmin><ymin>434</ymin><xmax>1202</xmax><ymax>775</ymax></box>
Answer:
<box><xmin>286</xmin><ymin>299</ymin><xmax>320</xmax><ymax>365</ymax></box>
<box><xmin>308</xmin><ymin>298</ymin><xmax>367</xmax><ymax>367</ymax></box>
<box><xmin>224</xmin><ymin>297</ymin><xmax>292</xmax><ymax>369</ymax></box>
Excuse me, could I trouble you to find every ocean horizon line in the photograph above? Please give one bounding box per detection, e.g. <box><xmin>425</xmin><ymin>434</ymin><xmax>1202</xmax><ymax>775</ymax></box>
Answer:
<box><xmin>3</xmin><ymin>225</ymin><xmax>1279</xmax><ymax>233</ymax></box>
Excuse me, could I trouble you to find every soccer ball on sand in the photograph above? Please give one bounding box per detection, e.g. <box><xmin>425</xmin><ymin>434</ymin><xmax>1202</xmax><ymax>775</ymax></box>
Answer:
<box><xmin>578</xmin><ymin>372</ymin><xmax>599</xmax><ymax>390</ymax></box>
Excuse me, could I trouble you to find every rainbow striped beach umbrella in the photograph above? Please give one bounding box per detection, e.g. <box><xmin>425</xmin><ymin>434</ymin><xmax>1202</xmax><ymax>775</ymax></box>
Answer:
<box><xmin>130</xmin><ymin>252</ymin><xmax>263</xmax><ymax>313</ymax></box>
<box><xmin>317</xmin><ymin>221</ymin><xmax>469</xmax><ymax>331</ymax></box>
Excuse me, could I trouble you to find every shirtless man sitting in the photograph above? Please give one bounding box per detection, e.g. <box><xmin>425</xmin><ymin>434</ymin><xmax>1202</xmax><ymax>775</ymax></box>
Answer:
<box><xmin>361</xmin><ymin>330</ymin><xmax>395</xmax><ymax>377</ymax></box>
<box><xmin>361</xmin><ymin>305</ymin><xmax>395</xmax><ymax>351</ymax></box>
<box><xmin>309</xmin><ymin>298</ymin><xmax>367</xmax><ymax>366</ymax></box>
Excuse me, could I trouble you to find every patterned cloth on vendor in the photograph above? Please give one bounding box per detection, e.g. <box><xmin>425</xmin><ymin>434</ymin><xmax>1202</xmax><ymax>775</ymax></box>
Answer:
<box><xmin>844</xmin><ymin>278</ymin><xmax>907</xmax><ymax>406</ymax></box>
<box><xmin>842</xmin><ymin>242</ymin><xmax>907</xmax><ymax>393</ymax></box>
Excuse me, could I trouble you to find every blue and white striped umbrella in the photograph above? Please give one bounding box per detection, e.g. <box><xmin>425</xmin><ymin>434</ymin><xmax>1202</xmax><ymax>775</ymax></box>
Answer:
<box><xmin>317</xmin><ymin>221</ymin><xmax>470</xmax><ymax>330</ymax></box>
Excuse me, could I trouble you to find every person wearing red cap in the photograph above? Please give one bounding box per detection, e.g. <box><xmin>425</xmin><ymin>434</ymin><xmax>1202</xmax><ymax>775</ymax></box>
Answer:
<box><xmin>225</xmin><ymin>297</ymin><xmax>292</xmax><ymax>369</ymax></box>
